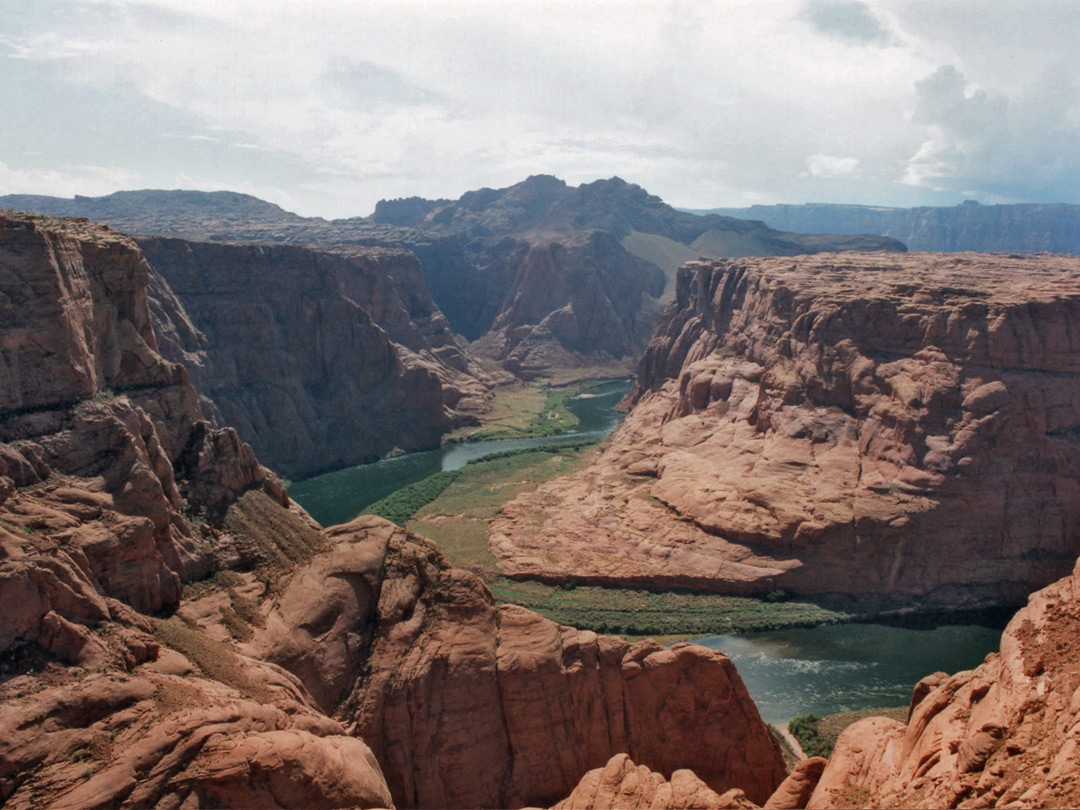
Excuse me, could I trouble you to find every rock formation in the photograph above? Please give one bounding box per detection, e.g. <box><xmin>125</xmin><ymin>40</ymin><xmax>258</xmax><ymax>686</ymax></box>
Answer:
<box><xmin>140</xmin><ymin>236</ymin><xmax>490</xmax><ymax>479</ymax></box>
<box><xmin>490</xmin><ymin>252</ymin><xmax>1080</xmax><ymax>612</ymax></box>
<box><xmin>0</xmin><ymin>179</ymin><xmax>904</xmax><ymax>381</ymax></box>
<box><xmin>254</xmin><ymin>515</ymin><xmax>786</xmax><ymax>809</ymax></box>
<box><xmin>807</xmin><ymin>555</ymin><xmax>1080</xmax><ymax>809</ymax></box>
<box><xmin>0</xmin><ymin>211</ymin><xmax>394</xmax><ymax>809</ymax></box>
<box><xmin>0</xmin><ymin>211</ymin><xmax>788</xmax><ymax>810</ymax></box>
<box><xmin>549</xmin><ymin>753</ymin><xmax>758</xmax><ymax>810</ymax></box>
<box><xmin>705</xmin><ymin>200</ymin><xmax>1080</xmax><ymax>254</ymax></box>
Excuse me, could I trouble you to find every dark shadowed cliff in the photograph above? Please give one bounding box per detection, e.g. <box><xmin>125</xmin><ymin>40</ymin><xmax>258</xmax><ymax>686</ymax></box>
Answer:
<box><xmin>139</xmin><ymin>237</ymin><xmax>491</xmax><ymax>479</ymax></box>
<box><xmin>0</xmin><ymin>180</ymin><xmax>904</xmax><ymax>380</ymax></box>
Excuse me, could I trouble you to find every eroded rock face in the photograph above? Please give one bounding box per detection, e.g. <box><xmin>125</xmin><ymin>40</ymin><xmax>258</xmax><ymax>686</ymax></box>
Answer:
<box><xmin>0</xmin><ymin>212</ymin><xmax>392</xmax><ymax>810</ymax></box>
<box><xmin>141</xmin><ymin>237</ymin><xmax>491</xmax><ymax>479</ymax></box>
<box><xmin>491</xmin><ymin>253</ymin><xmax>1080</xmax><ymax>612</ymax></box>
<box><xmin>277</xmin><ymin>517</ymin><xmax>787</xmax><ymax>809</ymax></box>
<box><xmin>808</xmin><ymin>556</ymin><xmax>1080</xmax><ymax>809</ymax></box>
<box><xmin>550</xmin><ymin>753</ymin><xmax>757</xmax><ymax>810</ymax></box>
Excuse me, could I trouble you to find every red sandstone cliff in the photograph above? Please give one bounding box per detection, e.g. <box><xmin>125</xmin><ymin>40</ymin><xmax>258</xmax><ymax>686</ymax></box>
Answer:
<box><xmin>0</xmin><ymin>211</ymin><xmax>394</xmax><ymax>808</ymax></box>
<box><xmin>140</xmin><ymin>236</ymin><xmax>491</xmax><ymax>479</ymax></box>
<box><xmin>490</xmin><ymin>253</ymin><xmax>1080</xmax><ymax>612</ymax></box>
<box><xmin>0</xmin><ymin>212</ymin><xmax>786</xmax><ymax>809</ymax></box>
<box><xmin>254</xmin><ymin>515</ymin><xmax>787</xmax><ymax>809</ymax></box>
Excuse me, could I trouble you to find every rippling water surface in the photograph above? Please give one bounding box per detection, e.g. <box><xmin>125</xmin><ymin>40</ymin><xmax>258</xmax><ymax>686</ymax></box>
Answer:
<box><xmin>694</xmin><ymin>621</ymin><xmax>1004</xmax><ymax>724</ymax></box>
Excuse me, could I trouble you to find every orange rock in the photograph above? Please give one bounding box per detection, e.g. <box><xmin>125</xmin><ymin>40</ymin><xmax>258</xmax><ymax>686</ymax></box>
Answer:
<box><xmin>300</xmin><ymin>517</ymin><xmax>788</xmax><ymax>809</ymax></box>
<box><xmin>764</xmin><ymin>757</ymin><xmax>827</xmax><ymax>809</ymax></box>
<box><xmin>550</xmin><ymin>753</ymin><xmax>757</xmax><ymax>809</ymax></box>
<box><xmin>491</xmin><ymin>253</ymin><xmax>1080</xmax><ymax>612</ymax></box>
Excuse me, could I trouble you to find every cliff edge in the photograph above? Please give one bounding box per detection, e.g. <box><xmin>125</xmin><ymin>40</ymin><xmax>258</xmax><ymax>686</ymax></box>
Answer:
<box><xmin>490</xmin><ymin>252</ymin><xmax>1080</xmax><ymax>612</ymax></box>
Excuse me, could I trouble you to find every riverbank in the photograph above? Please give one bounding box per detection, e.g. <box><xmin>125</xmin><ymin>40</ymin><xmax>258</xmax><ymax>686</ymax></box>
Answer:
<box><xmin>444</xmin><ymin>377</ymin><xmax>631</xmax><ymax>444</ymax></box>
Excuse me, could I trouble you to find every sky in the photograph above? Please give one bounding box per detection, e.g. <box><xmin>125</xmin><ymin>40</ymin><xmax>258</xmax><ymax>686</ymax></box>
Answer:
<box><xmin>1</xmin><ymin>0</ymin><xmax>1079</xmax><ymax>218</ymax></box>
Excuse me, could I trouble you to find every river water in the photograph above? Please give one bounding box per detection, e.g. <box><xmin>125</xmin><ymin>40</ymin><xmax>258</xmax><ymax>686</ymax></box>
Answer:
<box><xmin>289</xmin><ymin>378</ymin><xmax>633</xmax><ymax>528</ymax></box>
<box><xmin>290</xmin><ymin>377</ymin><xmax>1005</xmax><ymax>724</ymax></box>
<box><xmin>694</xmin><ymin>621</ymin><xmax>1004</xmax><ymax>724</ymax></box>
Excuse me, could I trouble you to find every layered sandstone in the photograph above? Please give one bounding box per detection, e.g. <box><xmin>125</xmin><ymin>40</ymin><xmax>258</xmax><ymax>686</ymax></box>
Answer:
<box><xmin>141</xmin><ymin>236</ymin><xmax>491</xmax><ymax>479</ymax></box>
<box><xmin>251</xmin><ymin>515</ymin><xmax>786</xmax><ymax>809</ymax></box>
<box><xmin>0</xmin><ymin>181</ymin><xmax>903</xmax><ymax>381</ymax></box>
<box><xmin>808</xmin><ymin>556</ymin><xmax>1080</xmax><ymax>809</ymax></box>
<box><xmin>491</xmin><ymin>253</ymin><xmax>1080</xmax><ymax>611</ymax></box>
<box><xmin>0</xmin><ymin>211</ymin><xmax>393</xmax><ymax>808</ymax></box>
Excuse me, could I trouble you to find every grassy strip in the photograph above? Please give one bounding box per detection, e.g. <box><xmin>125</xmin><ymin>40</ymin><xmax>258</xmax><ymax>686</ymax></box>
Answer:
<box><xmin>363</xmin><ymin>470</ymin><xmax>461</xmax><ymax>526</ymax></box>
<box><xmin>486</xmin><ymin>578</ymin><xmax>848</xmax><ymax>636</ymax></box>
<box><xmin>364</xmin><ymin>443</ymin><xmax>594</xmax><ymax>527</ymax></box>
<box><xmin>789</xmin><ymin>706</ymin><xmax>909</xmax><ymax>759</ymax></box>
<box><xmin>450</xmin><ymin>384</ymin><xmax>592</xmax><ymax>443</ymax></box>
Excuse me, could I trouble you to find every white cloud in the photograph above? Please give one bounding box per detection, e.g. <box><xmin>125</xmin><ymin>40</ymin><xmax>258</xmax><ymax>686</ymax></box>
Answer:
<box><xmin>904</xmin><ymin>63</ymin><xmax>1080</xmax><ymax>200</ymax></box>
<box><xmin>0</xmin><ymin>160</ymin><xmax>137</xmax><ymax>198</ymax></box>
<box><xmin>804</xmin><ymin>154</ymin><xmax>860</xmax><ymax>178</ymax></box>
<box><xmin>1</xmin><ymin>0</ymin><xmax>1079</xmax><ymax>214</ymax></box>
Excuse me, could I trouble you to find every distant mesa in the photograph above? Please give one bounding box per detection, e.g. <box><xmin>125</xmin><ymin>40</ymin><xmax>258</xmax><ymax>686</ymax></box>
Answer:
<box><xmin>697</xmin><ymin>200</ymin><xmax>1080</xmax><ymax>253</ymax></box>
<box><xmin>1</xmin><ymin>177</ymin><xmax>904</xmax><ymax>382</ymax></box>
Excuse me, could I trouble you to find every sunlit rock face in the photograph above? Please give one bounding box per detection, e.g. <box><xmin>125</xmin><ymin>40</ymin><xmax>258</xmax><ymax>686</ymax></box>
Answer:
<box><xmin>490</xmin><ymin>252</ymin><xmax>1080</xmax><ymax>613</ymax></box>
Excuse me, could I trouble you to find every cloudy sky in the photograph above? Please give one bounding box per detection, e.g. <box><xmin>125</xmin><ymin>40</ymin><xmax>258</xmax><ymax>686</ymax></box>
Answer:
<box><xmin>2</xmin><ymin>0</ymin><xmax>1079</xmax><ymax>218</ymax></box>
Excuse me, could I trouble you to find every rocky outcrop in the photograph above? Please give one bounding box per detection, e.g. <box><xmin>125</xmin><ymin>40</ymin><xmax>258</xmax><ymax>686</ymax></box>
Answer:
<box><xmin>252</xmin><ymin>515</ymin><xmax>786</xmax><ymax>810</ymax></box>
<box><xmin>549</xmin><ymin>753</ymin><xmax>758</xmax><ymax>810</ymax></box>
<box><xmin>139</xmin><ymin>236</ymin><xmax>490</xmax><ymax>479</ymax></box>
<box><xmin>0</xmin><ymin>211</ymin><xmax>394</xmax><ymax>809</ymax></box>
<box><xmin>807</xmin><ymin>556</ymin><xmax>1080</xmax><ymax>809</ymax></box>
<box><xmin>0</xmin><ymin>180</ymin><xmax>903</xmax><ymax>381</ymax></box>
<box><xmin>0</xmin><ymin>643</ymin><xmax>393</xmax><ymax>810</ymax></box>
<box><xmin>490</xmin><ymin>252</ymin><xmax>1080</xmax><ymax>613</ymax></box>
<box><xmin>706</xmin><ymin>200</ymin><xmax>1080</xmax><ymax>254</ymax></box>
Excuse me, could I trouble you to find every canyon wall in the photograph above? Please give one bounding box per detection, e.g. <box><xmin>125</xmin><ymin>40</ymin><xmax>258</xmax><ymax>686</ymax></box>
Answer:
<box><xmin>0</xmin><ymin>211</ymin><xmax>787</xmax><ymax>810</ymax></box>
<box><xmin>254</xmin><ymin>515</ymin><xmax>786</xmax><ymax>809</ymax></box>
<box><xmin>140</xmin><ymin>237</ymin><xmax>490</xmax><ymax>479</ymax></box>
<box><xmin>0</xmin><ymin>212</ymin><xmax>396</xmax><ymax>809</ymax></box>
<box><xmin>490</xmin><ymin>252</ymin><xmax>1080</xmax><ymax>612</ymax></box>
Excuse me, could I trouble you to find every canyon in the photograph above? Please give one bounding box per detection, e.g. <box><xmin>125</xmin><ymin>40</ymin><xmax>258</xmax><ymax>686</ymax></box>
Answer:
<box><xmin>0</xmin><ymin>178</ymin><xmax>903</xmax><ymax>382</ymax></box>
<box><xmin>490</xmin><ymin>252</ymin><xmax>1080</xmax><ymax>613</ymax></box>
<box><xmin>4</xmin><ymin>196</ymin><xmax>1080</xmax><ymax>810</ymax></box>
<box><xmin>0</xmin><ymin>211</ymin><xmax>789</xmax><ymax>809</ymax></box>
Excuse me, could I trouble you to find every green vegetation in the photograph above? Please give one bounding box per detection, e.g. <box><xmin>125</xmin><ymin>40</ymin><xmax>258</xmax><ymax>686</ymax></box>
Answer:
<box><xmin>486</xmin><ymin>578</ymin><xmax>846</xmax><ymax>636</ymax></box>
<box><xmin>448</xmin><ymin>381</ymin><xmax>613</xmax><ymax>443</ymax></box>
<box><xmin>368</xmin><ymin>442</ymin><xmax>593</xmax><ymax>527</ymax></box>
<box><xmin>789</xmin><ymin>706</ymin><xmax>909</xmax><ymax>759</ymax></box>
<box><xmin>793</xmin><ymin>706</ymin><xmax>909</xmax><ymax>760</ymax></box>
<box><xmin>387</xmin><ymin>443</ymin><xmax>851</xmax><ymax>637</ymax></box>
<box><xmin>789</xmin><ymin>713</ymin><xmax>833</xmax><ymax>758</ymax></box>
<box><xmin>364</xmin><ymin>470</ymin><xmax>461</xmax><ymax>526</ymax></box>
